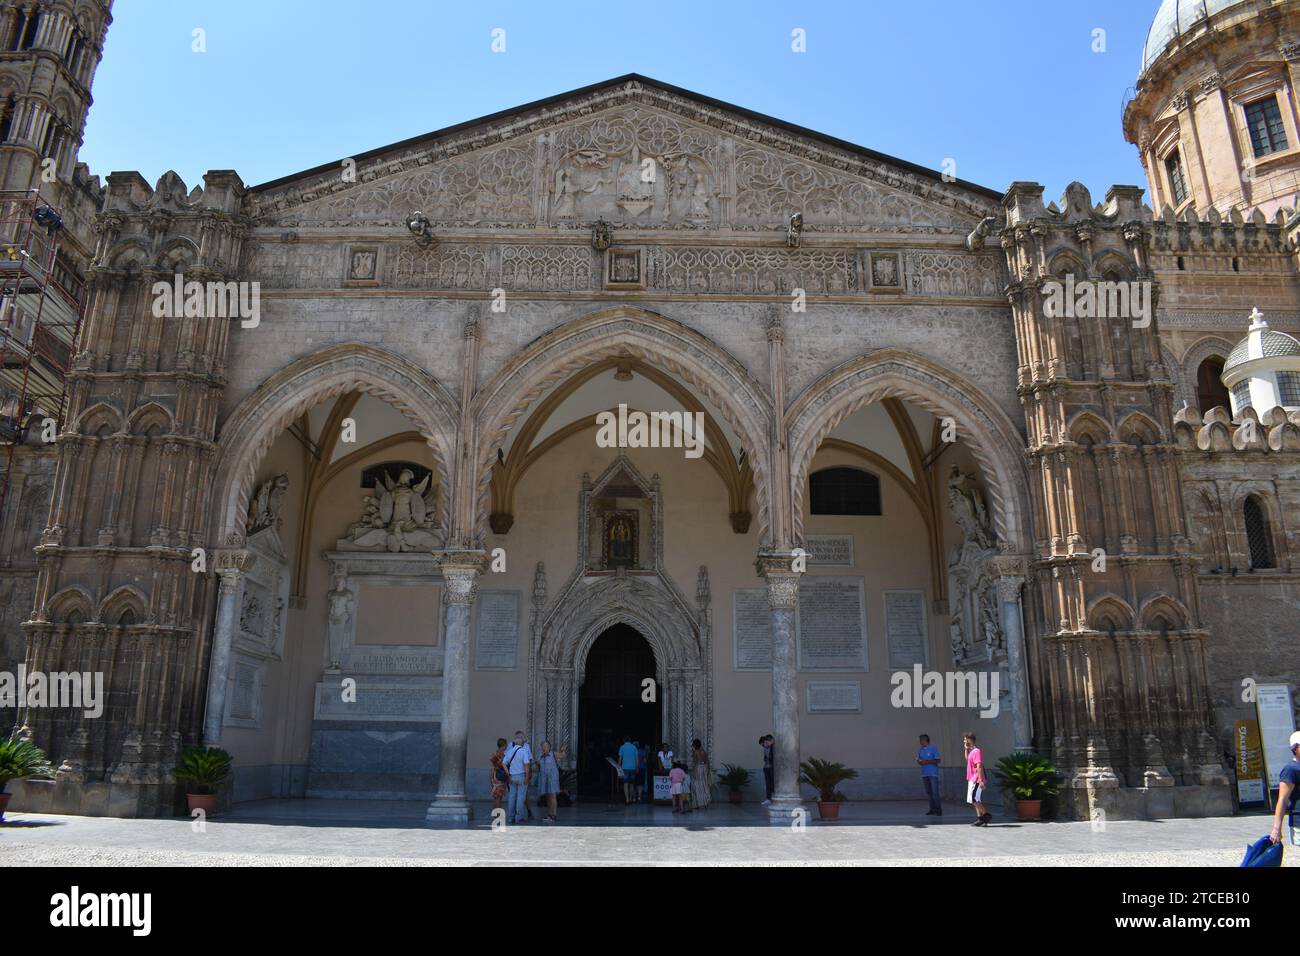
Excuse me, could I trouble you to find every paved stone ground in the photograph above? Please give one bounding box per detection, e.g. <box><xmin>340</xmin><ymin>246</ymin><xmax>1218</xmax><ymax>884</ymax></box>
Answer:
<box><xmin>0</xmin><ymin>798</ymin><xmax>1293</xmax><ymax>866</ymax></box>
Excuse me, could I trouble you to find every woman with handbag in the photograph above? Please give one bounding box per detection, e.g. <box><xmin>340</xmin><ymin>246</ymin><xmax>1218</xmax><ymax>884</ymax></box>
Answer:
<box><xmin>489</xmin><ymin>737</ymin><xmax>509</xmax><ymax>813</ymax></box>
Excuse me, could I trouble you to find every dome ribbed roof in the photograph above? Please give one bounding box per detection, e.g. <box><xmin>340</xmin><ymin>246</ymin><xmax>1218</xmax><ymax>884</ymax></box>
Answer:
<box><xmin>1141</xmin><ymin>0</ymin><xmax>1251</xmax><ymax>74</ymax></box>
<box><xmin>1225</xmin><ymin>328</ymin><xmax>1300</xmax><ymax>371</ymax></box>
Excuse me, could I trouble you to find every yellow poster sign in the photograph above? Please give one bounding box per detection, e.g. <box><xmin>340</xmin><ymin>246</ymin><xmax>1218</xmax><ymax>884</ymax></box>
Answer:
<box><xmin>1235</xmin><ymin>719</ymin><xmax>1266</xmax><ymax>804</ymax></box>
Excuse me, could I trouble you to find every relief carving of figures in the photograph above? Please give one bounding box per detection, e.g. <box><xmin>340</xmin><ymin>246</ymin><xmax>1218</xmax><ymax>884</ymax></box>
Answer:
<box><xmin>247</xmin><ymin>474</ymin><xmax>289</xmax><ymax>535</ymax></box>
<box><xmin>325</xmin><ymin>573</ymin><xmax>355</xmax><ymax>672</ymax></box>
<box><xmin>339</xmin><ymin>467</ymin><xmax>441</xmax><ymax>553</ymax></box>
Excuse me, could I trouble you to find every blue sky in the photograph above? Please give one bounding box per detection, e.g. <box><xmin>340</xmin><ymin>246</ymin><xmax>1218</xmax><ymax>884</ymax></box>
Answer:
<box><xmin>81</xmin><ymin>0</ymin><xmax>1159</xmax><ymax>202</ymax></box>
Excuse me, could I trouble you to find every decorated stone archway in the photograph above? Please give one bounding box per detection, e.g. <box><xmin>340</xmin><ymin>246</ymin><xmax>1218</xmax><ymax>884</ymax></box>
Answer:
<box><xmin>209</xmin><ymin>343</ymin><xmax>460</xmax><ymax>549</ymax></box>
<box><xmin>786</xmin><ymin>348</ymin><xmax>1032</xmax><ymax>554</ymax></box>
<box><xmin>534</xmin><ymin>574</ymin><xmax>708</xmax><ymax>765</ymax></box>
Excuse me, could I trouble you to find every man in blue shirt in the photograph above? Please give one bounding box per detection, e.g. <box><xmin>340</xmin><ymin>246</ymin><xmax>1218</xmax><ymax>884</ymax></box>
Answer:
<box><xmin>618</xmin><ymin>736</ymin><xmax>639</xmax><ymax>805</ymax></box>
<box><xmin>917</xmin><ymin>734</ymin><xmax>942</xmax><ymax>816</ymax></box>
<box><xmin>1270</xmin><ymin>730</ymin><xmax>1300</xmax><ymax>846</ymax></box>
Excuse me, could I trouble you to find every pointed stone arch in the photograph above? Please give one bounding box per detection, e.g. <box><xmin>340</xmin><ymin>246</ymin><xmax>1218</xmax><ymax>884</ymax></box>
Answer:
<box><xmin>534</xmin><ymin>573</ymin><xmax>707</xmax><ymax>760</ymax></box>
<box><xmin>472</xmin><ymin>307</ymin><xmax>773</xmax><ymax>544</ymax></box>
<box><xmin>786</xmin><ymin>348</ymin><xmax>1031</xmax><ymax>552</ymax></box>
<box><xmin>209</xmin><ymin>344</ymin><xmax>459</xmax><ymax>547</ymax></box>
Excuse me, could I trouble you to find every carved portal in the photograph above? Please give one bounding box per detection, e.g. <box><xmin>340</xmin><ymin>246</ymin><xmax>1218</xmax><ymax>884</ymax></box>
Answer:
<box><xmin>527</xmin><ymin>456</ymin><xmax>709</xmax><ymax>759</ymax></box>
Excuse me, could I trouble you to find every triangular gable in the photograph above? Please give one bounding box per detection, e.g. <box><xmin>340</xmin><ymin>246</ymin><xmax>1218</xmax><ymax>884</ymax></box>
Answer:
<box><xmin>246</xmin><ymin>74</ymin><xmax>1000</xmax><ymax>234</ymax></box>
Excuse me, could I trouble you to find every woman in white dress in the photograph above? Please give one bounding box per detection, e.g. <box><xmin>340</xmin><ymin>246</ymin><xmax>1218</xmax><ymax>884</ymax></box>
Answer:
<box><xmin>691</xmin><ymin>738</ymin><xmax>712</xmax><ymax>810</ymax></box>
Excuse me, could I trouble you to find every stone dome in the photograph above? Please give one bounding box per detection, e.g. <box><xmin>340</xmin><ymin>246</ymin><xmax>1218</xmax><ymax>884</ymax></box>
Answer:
<box><xmin>1141</xmin><ymin>0</ymin><xmax>1251</xmax><ymax>74</ymax></box>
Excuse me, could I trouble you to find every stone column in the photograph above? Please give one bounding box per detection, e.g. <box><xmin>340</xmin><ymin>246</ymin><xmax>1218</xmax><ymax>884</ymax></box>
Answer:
<box><xmin>758</xmin><ymin>553</ymin><xmax>802</xmax><ymax>825</ymax></box>
<box><xmin>202</xmin><ymin>550</ymin><xmax>254</xmax><ymax>744</ymax></box>
<box><xmin>996</xmin><ymin>573</ymin><xmax>1032</xmax><ymax>751</ymax></box>
<box><xmin>426</xmin><ymin>552</ymin><xmax>484</xmax><ymax>828</ymax></box>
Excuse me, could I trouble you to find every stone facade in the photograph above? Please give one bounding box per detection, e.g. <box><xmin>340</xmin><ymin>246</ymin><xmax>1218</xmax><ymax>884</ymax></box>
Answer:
<box><xmin>0</xmin><ymin>5</ymin><xmax>1296</xmax><ymax>823</ymax></box>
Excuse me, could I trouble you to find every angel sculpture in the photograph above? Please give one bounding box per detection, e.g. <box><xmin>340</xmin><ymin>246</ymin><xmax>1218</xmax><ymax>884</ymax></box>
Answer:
<box><xmin>339</xmin><ymin>467</ymin><xmax>439</xmax><ymax>553</ymax></box>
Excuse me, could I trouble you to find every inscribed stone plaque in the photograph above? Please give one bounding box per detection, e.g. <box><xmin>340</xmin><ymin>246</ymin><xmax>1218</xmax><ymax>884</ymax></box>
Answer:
<box><xmin>314</xmin><ymin>679</ymin><xmax>441</xmax><ymax>722</ymax></box>
<box><xmin>475</xmin><ymin>590</ymin><xmax>521</xmax><ymax>671</ymax></box>
<box><xmin>885</xmin><ymin>589</ymin><xmax>928</xmax><ymax>669</ymax></box>
<box><xmin>733</xmin><ymin>588</ymin><xmax>773</xmax><ymax>671</ymax></box>
<box><xmin>797</xmin><ymin>577</ymin><xmax>867</xmax><ymax>671</ymax></box>
<box><xmin>805</xmin><ymin>534</ymin><xmax>854</xmax><ymax>567</ymax></box>
<box><xmin>807</xmin><ymin>681</ymin><xmax>863</xmax><ymax>714</ymax></box>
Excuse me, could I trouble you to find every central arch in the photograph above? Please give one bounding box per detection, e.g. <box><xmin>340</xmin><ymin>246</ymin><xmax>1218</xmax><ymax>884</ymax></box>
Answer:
<box><xmin>472</xmin><ymin>307</ymin><xmax>774</xmax><ymax>545</ymax></box>
<box><xmin>576</xmin><ymin>623</ymin><xmax>661</xmax><ymax>794</ymax></box>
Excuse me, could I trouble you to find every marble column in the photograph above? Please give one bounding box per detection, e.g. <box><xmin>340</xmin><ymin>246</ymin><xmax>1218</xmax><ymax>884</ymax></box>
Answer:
<box><xmin>202</xmin><ymin>550</ymin><xmax>253</xmax><ymax>745</ymax></box>
<box><xmin>759</xmin><ymin>554</ymin><xmax>802</xmax><ymax>825</ymax></box>
<box><xmin>997</xmin><ymin>574</ymin><xmax>1033</xmax><ymax>751</ymax></box>
<box><xmin>426</xmin><ymin>554</ymin><xmax>483</xmax><ymax>828</ymax></box>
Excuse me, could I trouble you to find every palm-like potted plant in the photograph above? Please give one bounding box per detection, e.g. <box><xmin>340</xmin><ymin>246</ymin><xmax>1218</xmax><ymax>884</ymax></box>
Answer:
<box><xmin>717</xmin><ymin>763</ymin><xmax>751</xmax><ymax>803</ymax></box>
<box><xmin>0</xmin><ymin>734</ymin><xmax>55</xmax><ymax>820</ymax></box>
<box><xmin>172</xmin><ymin>746</ymin><xmax>232</xmax><ymax>815</ymax></box>
<box><xmin>799</xmin><ymin>757</ymin><xmax>858</xmax><ymax>820</ymax></box>
<box><xmin>993</xmin><ymin>751</ymin><xmax>1060</xmax><ymax>821</ymax></box>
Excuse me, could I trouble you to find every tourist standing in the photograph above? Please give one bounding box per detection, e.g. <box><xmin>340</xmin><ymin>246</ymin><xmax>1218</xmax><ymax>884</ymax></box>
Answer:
<box><xmin>669</xmin><ymin>762</ymin><xmax>688</xmax><ymax>813</ymax></box>
<box><xmin>618</xmin><ymin>735</ymin><xmax>639</xmax><ymax>805</ymax></box>
<box><xmin>636</xmin><ymin>739</ymin><xmax>648</xmax><ymax>803</ymax></box>
<box><xmin>917</xmin><ymin>734</ymin><xmax>942</xmax><ymax>816</ymax></box>
<box><xmin>538</xmin><ymin>741</ymin><xmax>566</xmax><ymax>823</ymax></box>
<box><xmin>691</xmin><ymin>738</ymin><xmax>712</xmax><ymax>810</ymax></box>
<box><xmin>489</xmin><ymin>737</ymin><xmax>509</xmax><ymax>815</ymax></box>
<box><xmin>503</xmin><ymin>731</ymin><xmax>533</xmax><ymax>825</ymax></box>
<box><xmin>760</xmin><ymin>734</ymin><xmax>774</xmax><ymax>805</ymax></box>
<box><xmin>1269</xmin><ymin>730</ymin><xmax>1300</xmax><ymax>846</ymax></box>
<box><xmin>964</xmin><ymin>731</ymin><xmax>990</xmax><ymax>826</ymax></box>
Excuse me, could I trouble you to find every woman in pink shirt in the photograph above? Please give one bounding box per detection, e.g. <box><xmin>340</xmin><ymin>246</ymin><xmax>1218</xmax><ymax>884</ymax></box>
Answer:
<box><xmin>964</xmin><ymin>731</ymin><xmax>991</xmax><ymax>827</ymax></box>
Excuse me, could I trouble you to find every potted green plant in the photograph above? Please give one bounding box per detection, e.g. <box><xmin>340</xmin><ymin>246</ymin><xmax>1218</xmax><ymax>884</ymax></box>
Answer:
<box><xmin>717</xmin><ymin>763</ymin><xmax>751</xmax><ymax>803</ymax></box>
<box><xmin>172</xmin><ymin>746</ymin><xmax>232</xmax><ymax>815</ymax></box>
<box><xmin>0</xmin><ymin>734</ymin><xmax>55</xmax><ymax>820</ymax></box>
<box><xmin>993</xmin><ymin>751</ymin><xmax>1060</xmax><ymax>821</ymax></box>
<box><xmin>799</xmin><ymin>757</ymin><xmax>858</xmax><ymax>820</ymax></box>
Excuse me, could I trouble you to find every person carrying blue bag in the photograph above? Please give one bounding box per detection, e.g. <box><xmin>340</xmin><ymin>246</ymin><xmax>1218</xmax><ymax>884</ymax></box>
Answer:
<box><xmin>1260</xmin><ymin>730</ymin><xmax>1300</xmax><ymax>859</ymax></box>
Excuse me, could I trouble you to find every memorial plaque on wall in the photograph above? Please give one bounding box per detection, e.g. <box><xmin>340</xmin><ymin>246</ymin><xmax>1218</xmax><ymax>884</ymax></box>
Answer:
<box><xmin>885</xmin><ymin>589</ymin><xmax>928</xmax><ymax>669</ymax></box>
<box><xmin>807</xmin><ymin>681</ymin><xmax>863</xmax><ymax>714</ymax></box>
<box><xmin>733</xmin><ymin>588</ymin><xmax>773</xmax><ymax>670</ymax></box>
<box><xmin>475</xmin><ymin>590</ymin><xmax>521</xmax><ymax>671</ymax></box>
<box><xmin>805</xmin><ymin>533</ymin><xmax>854</xmax><ymax>566</ymax></box>
<box><xmin>797</xmin><ymin>577</ymin><xmax>867</xmax><ymax>671</ymax></box>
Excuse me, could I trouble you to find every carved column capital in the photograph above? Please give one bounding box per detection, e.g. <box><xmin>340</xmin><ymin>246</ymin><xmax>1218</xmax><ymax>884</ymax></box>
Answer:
<box><xmin>438</xmin><ymin>549</ymin><xmax>487</xmax><ymax>606</ymax></box>
<box><xmin>755</xmin><ymin>551</ymin><xmax>802</xmax><ymax>609</ymax></box>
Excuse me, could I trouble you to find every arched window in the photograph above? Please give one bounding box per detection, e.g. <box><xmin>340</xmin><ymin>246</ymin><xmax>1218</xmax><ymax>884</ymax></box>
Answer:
<box><xmin>1195</xmin><ymin>357</ymin><xmax>1230</xmax><ymax>411</ymax></box>
<box><xmin>809</xmin><ymin>467</ymin><xmax>881</xmax><ymax>516</ymax></box>
<box><xmin>1244</xmin><ymin>495</ymin><xmax>1276</xmax><ymax>570</ymax></box>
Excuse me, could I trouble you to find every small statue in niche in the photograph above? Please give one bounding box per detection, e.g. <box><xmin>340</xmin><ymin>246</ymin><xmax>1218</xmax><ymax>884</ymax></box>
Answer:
<box><xmin>325</xmin><ymin>573</ymin><xmax>354</xmax><ymax>672</ymax></box>
<box><xmin>247</xmin><ymin>474</ymin><xmax>289</xmax><ymax>535</ymax></box>
<box><xmin>947</xmin><ymin>466</ymin><xmax>994</xmax><ymax>551</ymax></box>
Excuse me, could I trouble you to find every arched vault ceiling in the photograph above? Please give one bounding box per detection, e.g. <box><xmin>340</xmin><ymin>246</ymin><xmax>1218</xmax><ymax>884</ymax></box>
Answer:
<box><xmin>501</xmin><ymin>359</ymin><xmax>743</xmax><ymax>462</ymax></box>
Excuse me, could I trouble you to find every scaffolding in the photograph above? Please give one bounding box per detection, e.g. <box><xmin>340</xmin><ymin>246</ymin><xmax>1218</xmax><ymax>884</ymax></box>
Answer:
<box><xmin>0</xmin><ymin>188</ymin><xmax>85</xmax><ymax>524</ymax></box>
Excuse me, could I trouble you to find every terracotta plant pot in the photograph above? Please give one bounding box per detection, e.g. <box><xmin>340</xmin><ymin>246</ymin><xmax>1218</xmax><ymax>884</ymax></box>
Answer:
<box><xmin>728</xmin><ymin>789</ymin><xmax>742</xmax><ymax>804</ymax></box>
<box><xmin>1014</xmin><ymin>799</ymin><xmax>1042</xmax><ymax>821</ymax></box>
<box><xmin>0</xmin><ymin>791</ymin><xmax>10</xmax><ymax>821</ymax></box>
<box><xmin>817</xmin><ymin>800</ymin><xmax>841</xmax><ymax>820</ymax></box>
<box><xmin>187</xmin><ymin>793</ymin><xmax>218</xmax><ymax>816</ymax></box>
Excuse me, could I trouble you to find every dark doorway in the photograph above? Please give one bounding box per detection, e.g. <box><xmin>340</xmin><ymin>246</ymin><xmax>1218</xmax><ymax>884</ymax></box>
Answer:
<box><xmin>576</xmin><ymin>623</ymin><xmax>660</xmax><ymax>796</ymax></box>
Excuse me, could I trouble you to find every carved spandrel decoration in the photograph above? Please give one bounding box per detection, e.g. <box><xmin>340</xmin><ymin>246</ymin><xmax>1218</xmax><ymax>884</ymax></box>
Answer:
<box><xmin>246</xmin><ymin>473</ymin><xmax>289</xmax><ymax>535</ymax></box>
